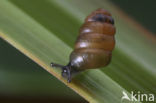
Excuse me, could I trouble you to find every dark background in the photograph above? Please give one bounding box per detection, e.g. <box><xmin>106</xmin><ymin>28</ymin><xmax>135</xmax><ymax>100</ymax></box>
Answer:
<box><xmin>111</xmin><ymin>0</ymin><xmax>156</xmax><ymax>34</ymax></box>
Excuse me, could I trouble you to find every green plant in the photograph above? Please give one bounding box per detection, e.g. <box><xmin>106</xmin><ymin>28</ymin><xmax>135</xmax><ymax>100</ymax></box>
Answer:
<box><xmin>0</xmin><ymin>0</ymin><xmax>155</xmax><ymax>103</ymax></box>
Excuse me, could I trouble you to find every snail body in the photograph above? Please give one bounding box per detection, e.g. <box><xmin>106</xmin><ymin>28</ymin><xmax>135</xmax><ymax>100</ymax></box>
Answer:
<box><xmin>51</xmin><ymin>8</ymin><xmax>116</xmax><ymax>82</ymax></box>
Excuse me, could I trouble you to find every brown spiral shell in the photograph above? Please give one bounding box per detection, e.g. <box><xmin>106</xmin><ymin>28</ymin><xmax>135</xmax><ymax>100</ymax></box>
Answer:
<box><xmin>69</xmin><ymin>8</ymin><xmax>116</xmax><ymax>71</ymax></box>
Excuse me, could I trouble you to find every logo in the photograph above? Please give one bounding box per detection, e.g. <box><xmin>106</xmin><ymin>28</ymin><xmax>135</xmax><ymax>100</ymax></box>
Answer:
<box><xmin>121</xmin><ymin>91</ymin><xmax>155</xmax><ymax>102</ymax></box>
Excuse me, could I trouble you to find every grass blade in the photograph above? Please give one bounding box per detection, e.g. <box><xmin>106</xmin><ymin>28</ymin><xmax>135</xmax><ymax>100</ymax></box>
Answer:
<box><xmin>0</xmin><ymin>0</ymin><xmax>155</xmax><ymax>102</ymax></box>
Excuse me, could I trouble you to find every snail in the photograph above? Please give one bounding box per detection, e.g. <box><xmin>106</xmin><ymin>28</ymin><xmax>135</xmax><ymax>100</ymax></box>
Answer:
<box><xmin>51</xmin><ymin>8</ymin><xmax>116</xmax><ymax>82</ymax></box>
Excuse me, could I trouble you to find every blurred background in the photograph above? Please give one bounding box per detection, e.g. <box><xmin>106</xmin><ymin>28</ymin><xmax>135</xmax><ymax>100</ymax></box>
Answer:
<box><xmin>111</xmin><ymin>0</ymin><xmax>156</xmax><ymax>34</ymax></box>
<box><xmin>0</xmin><ymin>0</ymin><xmax>155</xmax><ymax>103</ymax></box>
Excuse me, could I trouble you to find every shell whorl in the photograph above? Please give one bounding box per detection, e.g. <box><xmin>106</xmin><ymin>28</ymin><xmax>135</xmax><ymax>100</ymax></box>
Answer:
<box><xmin>76</xmin><ymin>8</ymin><xmax>115</xmax><ymax>50</ymax></box>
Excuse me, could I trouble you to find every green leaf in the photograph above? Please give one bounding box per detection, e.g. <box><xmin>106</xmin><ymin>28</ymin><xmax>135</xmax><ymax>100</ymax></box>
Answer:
<box><xmin>0</xmin><ymin>0</ymin><xmax>155</xmax><ymax>103</ymax></box>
